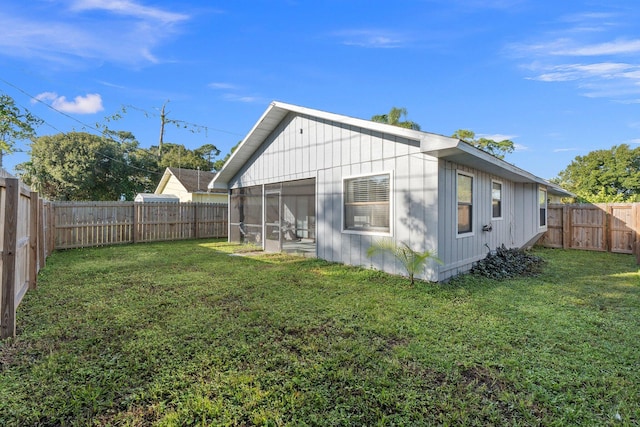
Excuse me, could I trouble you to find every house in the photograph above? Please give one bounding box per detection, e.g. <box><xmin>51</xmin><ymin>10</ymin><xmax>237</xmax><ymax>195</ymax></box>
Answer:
<box><xmin>155</xmin><ymin>167</ymin><xmax>227</xmax><ymax>203</ymax></box>
<box><xmin>209</xmin><ymin>102</ymin><xmax>572</xmax><ymax>282</ymax></box>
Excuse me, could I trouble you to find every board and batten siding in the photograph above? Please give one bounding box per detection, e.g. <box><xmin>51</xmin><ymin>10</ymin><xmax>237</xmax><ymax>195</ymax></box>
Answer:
<box><xmin>437</xmin><ymin>161</ymin><xmax>514</xmax><ymax>281</ymax></box>
<box><xmin>228</xmin><ymin>112</ymin><xmax>441</xmax><ymax>281</ymax></box>
<box><xmin>436</xmin><ymin>162</ymin><xmax>547</xmax><ymax>281</ymax></box>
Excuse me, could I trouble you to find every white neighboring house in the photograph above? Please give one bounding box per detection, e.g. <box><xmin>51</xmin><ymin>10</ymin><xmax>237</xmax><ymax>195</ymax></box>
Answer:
<box><xmin>209</xmin><ymin>101</ymin><xmax>572</xmax><ymax>281</ymax></box>
<box><xmin>155</xmin><ymin>167</ymin><xmax>227</xmax><ymax>203</ymax></box>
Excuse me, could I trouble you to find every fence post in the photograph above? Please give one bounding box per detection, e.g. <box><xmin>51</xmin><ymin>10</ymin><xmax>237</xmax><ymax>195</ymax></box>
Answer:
<box><xmin>194</xmin><ymin>203</ymin><xmax>200</xmax><ymax>239</ymax></box>
<box><xmin>562</xmin><ymin>205</ymin><xmax>570</xmax><ymax>249</ymax></box>
<box><xmin>48</xmin><ymin>203</ymin><xmax>55</xmax><ymax>255</ymax></box>
<box><xmin>605</xmin><ymin>205</ymin><xmax>612</xmax><ymax>252</ymax></box>
<box><xmin>132</xmin><ymin>203</ymin><xmax>139</xmax><ymax>243</ymax></box>
<box><xmin>38</xmin><ymin>199</ymin><xmax>46</xmax><ymax>269</ymax></box>
<box><xmin>29</xmin><ymin>191</ymin><xmax>38</xmax><ymax>290</ymax></box>
<box><xmin>1</xmin><ymin>178</ymin><xmax>19</xmax><ymax>339</ymax></box>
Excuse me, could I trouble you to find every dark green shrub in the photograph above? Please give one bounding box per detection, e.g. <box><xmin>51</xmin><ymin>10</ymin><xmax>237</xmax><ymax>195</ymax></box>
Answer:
<box><xmin>471</xmin><ymin>245</ymin><xmax>544</xmax><ymax>279</ymax></box>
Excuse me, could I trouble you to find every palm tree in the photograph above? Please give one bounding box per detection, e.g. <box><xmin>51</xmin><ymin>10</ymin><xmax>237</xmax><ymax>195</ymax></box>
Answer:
<box><xmin>366</xmin><ymin>240</ymin><xmax>440</xmax><ymax>285</ymax></box>
<box><xmin>371</xmin><ymin>107</ymin><xmax>421</xmax><ymax>131</ymax></box>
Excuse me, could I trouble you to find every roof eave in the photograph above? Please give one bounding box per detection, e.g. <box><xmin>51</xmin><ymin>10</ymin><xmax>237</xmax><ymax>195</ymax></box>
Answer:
<box><xmin>420</xmin><ymin>136</ymin><xmax>574</xmax><ymax>197</ymax></box>
<box><xmin>154</xmin><ymin>168</ymin><xmax>173</xmax><ymax>194</ymax></box>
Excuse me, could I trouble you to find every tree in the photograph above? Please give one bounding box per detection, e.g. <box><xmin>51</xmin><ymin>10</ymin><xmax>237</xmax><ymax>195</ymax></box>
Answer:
<box><xmin>0</xmin><ymin>94</ymin><xmax>42</xmax><ymax>168</ymax></box>
<box><xmin>195</xmin><ymin>143</ymin><xmax>221</xmax><ymax>171</ymax></box>
<box><xmin>371</xmin><ymin>107</ymin><xmax>421</xmax><ymax>130</ymax></box>
<box><xmin>554</xmin><ymin>144</ymin><xmax>640</xmax><ymax>203</ymax></box>
<box><xmin>153</xmin><ymin>143</ymin><xmax>211</xmax><ymax>171</ymax></box>
<box><xmin>452</xmin><ymin>129</ymin><xmax>514</xmax><ymax>160</ymax></box>
<box><xmin>366</xmin><ymin>240</ymin><xmax>441</xmax><ymax>285</ymax></box>
<box><xmin>213</xmin><ymin>141</ymin><xmax>241</xmax><ymax>172</ymax></box>
<box><xmin>16</xmin><ymin>132</ymin><xmax>151</xmax><ymax>201</ymax></box>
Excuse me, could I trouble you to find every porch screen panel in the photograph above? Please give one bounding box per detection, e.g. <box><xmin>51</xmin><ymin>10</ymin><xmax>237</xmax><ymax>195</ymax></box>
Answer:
<box><xmin>282</xmin><ymin>179</ymin><xmax>316</xmax><ymax>240</ymax></box>
<box><xmin>344</xmin><ymin>174</ymin><xmax>390</xmax><ymax>232</ymax></box>
<box><xmin>230</xmin><ymin>185</ymin><xmax>263</xmax><ymax>244</ymax></box>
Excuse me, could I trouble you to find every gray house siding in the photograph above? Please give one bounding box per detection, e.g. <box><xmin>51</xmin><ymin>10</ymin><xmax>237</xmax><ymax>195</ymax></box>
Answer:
<box><xmin>437</xmin><ymin>161</ymin><xmax>523</xmax><ymax>281</ymax></box>
<box><xmin>228</xmin><ymin>112</ymin><xmax>441</xmax><ymax>281</ymax></box>
<box><xmin>513</xmin><ymin>182</ymin><xmax>547</xmax><ymax>247</ymax></box>
<box><xmin>213</xmin><ymin>102</ymin><xmax>574</xmax><ymax>282</ymax></box>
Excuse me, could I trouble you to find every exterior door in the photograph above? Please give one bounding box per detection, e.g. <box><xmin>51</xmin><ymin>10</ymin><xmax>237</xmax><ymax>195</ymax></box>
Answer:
<box><xmin>265</xmin><ymin>192</ymin><xmax>281</xmax><ymax>252</ymax></box>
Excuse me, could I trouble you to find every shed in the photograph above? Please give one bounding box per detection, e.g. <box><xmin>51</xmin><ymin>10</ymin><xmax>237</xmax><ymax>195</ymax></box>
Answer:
<box><xmin>209</xmin><ymin>101</ymin><xmax>572</xmax><ymax>281</ymax></box>
<box><xmin>134</xmin><ymin>193</ymin><xmax>180</xmax><ymax>203</ymax></box>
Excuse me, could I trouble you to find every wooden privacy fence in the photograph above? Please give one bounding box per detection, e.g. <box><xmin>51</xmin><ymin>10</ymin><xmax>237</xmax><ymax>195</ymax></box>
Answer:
<box><xmin>1</xmin><ymin>178</ymin><xmax>50</xmax><ymax>339</ymax></box>
<box><xmin>2</xmin><ymin>193</ymin><xmax>228</xmax><ymax>339</ymax></box>
<box><xmin>53</xmin><ymin>201</ymin><xmax>228</xmax><ymax>249</ymax></box>
<box><xmin>538</xmin><ymin>203</ymin><xmax>640</xmax><ymax>256</ymax></box>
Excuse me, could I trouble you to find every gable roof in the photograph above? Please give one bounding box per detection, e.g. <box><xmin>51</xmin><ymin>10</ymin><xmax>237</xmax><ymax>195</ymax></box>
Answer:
<box><xmin>156</xmin><ymin>167</ymin><xmax>225</xmax><ymax>194</ymax></box>
<box><xmin>209</xmin><ymin>101</ymin><xmax>572</xmax><ymax>197</ymax></box>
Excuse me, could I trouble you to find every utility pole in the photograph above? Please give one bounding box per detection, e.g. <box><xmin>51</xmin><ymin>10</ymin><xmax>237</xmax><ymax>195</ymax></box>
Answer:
<box><xmin>158</xmin><ymin>101</ymin><xmax>169</xmax><ymax>160</ymax></box>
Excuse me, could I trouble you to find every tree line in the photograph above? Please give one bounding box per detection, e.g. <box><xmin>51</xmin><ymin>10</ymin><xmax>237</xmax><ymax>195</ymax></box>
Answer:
<box><xmin>2</xmin><ymin>95</ymin><xmax>638</xmax><ymax>203</ymax></box>
<box><xmin>16</xmin><ymin>131</ymin><xmax>225</xmax><ymax>201</ymax></box>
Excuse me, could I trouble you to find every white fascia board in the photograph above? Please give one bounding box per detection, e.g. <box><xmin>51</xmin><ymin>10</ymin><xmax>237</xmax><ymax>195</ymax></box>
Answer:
<box><xmin>208</xmin><ymin>102</ymin><xmax>288</xmax><ymax>189</ymax></box>
<box><xmin>420</xmin><ymin>136</ymin><xmax>573</xmax><ymax>197</ymax></box>
<box><xmin>154</xmin><ymin>168</ymin><xmax>172</xmax><ymax>194</ymax></box>
<box><xmin>208</xmin><ymin>101</ymin><xmax>426</xmax><ymax>189</ymax></box>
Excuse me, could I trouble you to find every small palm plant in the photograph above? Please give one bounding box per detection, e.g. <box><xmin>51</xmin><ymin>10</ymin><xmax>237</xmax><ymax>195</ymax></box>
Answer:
<box><xmin>366</xmin><ymin>240</ymin><xmax>441</xmax><ymax>285</ymax></box>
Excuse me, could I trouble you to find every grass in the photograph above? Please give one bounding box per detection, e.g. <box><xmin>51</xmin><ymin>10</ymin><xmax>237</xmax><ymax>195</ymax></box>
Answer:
<box><xmin>1</xmin><ymin>240</ymin><xmax>639</xmax><ymax>426</ymax></box>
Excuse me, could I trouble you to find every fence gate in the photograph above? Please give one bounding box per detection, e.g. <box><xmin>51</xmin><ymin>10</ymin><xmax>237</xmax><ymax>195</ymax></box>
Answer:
<box><xmin>539</xmin><ymin>203</ymin><xmax>639</xmax><ymax>255</ymax></box>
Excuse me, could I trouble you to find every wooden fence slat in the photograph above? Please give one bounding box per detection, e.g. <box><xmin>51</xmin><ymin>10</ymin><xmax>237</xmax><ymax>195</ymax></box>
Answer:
<box><xmin>541</xmin><ymin>203</ymin><xmax>640</xmax><ymax>260</ymax></box>
<box><xmin>29</xmin><ymin>191</ymin><xmax>38</xmax><ymax>290</ymax></box>
<box><xmin>1</xmin><ymin>178</ymin><xmax>19</xmax><ymax>339</ymax></box>
<box><xmin>49</xmin><ymin>202</ymin><xmax>228</xmax><ymax>249</ymax></box>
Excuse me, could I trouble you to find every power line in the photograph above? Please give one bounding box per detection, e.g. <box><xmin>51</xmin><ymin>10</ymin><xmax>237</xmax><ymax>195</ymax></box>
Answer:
<box><xmin>0</xmin><ymin>79</ymin><xmax>163</xmax><ymax>176</ymax></box>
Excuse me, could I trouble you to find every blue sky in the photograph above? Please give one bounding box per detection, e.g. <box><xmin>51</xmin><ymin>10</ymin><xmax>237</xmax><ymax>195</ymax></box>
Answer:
<box><xmin>1</xmin><ymin>0</ymin><xmax>639</xmax><ymax>180</ymax></box>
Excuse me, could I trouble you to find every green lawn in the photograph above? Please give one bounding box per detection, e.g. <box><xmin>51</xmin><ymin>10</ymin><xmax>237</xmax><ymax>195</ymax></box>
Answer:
<box><xmin>1</xmin><ymin>240</ymin><xmax>638</xmax><ymax>426</ymax></box>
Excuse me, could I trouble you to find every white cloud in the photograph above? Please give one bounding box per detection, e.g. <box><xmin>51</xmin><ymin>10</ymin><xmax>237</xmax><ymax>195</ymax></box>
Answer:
<box><xmin>332</xmin><ymin>29</ymin><xmax>409</xmax><ymax>48</ymax></box>
<box><xmin>0</xmin><ymin>1</ymin><xmax>190</xmax><ymax>67</ymax></box>
<box><xmin>528</xmin><ymin>62</ymin><xmax>639</xmax><ymax>82</ymax></box>
<box><xmin>553</xmin><ymin>147</ymin><xmax>580</xmax><ymax>153</ymax></box>
<box><xmin>222</xmin><ymin>93</ymin><xmax>264</xmax><ymax>104</ymax></box>
<box><xmin>208</xmin><ymin>82</ymin><xmax>238</xmax><ymax>90</ymax></box>
<box><xmin>479</xmin><ymin>133</ymin><xmax>517</xmax><ymax>142</ymax></box>
<box><xmin>70</xmin><ymin>0</ymin><xmax>188</xmax><ymax>24</ymax></box>
<box><xmin>627</xmin><ymin>138</ymin><xmax>640</xmax><ymax>144</ymax></box>
<box><xmin>34</xmin><ymin>92</ymin><xmax>104</xmax><ymax>114</ymax></box>
<box><xmin>550</xmin><ymin>39</ymin><xmax>640</xmax><ymax>56</ymax></box>
<box><xmin>509</xmin><ymin>11</ymin><xmax>640</xmax><ymax>102</ymax></box>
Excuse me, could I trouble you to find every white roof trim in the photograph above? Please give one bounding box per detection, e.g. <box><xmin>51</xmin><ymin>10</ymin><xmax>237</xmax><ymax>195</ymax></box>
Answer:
<box><xmin>420</xmin><ymin>137</ymin><xmax>573</xmax><ymax>197</ymax></box>
<box><xmin>208</xmin><ymin>101</ymin><xmax>573</xmax><ymax>198</ymax></box>
<box><xmin>208</xmin><ymin>101</ymin><xmax>427</xmax><ymax>190</ymax></box>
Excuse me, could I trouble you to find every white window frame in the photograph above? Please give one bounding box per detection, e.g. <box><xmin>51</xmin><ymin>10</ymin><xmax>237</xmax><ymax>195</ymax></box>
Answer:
<box><xmin>539</xmin><ymin>187</ymin><xmax>548</xmax><ymax>229</ymax></box>
<box><xmin>456</xmin><ymin>171</ymin><xmax>474</xmax><ymax>238</ymax></box>
<box><xmin>342</xmin><ymin>171</ymin><xmax>393</xmax><ymax>236</ymax></box>
<box><xmin>491</xmin><ymin>180</ymin><xmax>503</xmax><ymax>220</ymax></box>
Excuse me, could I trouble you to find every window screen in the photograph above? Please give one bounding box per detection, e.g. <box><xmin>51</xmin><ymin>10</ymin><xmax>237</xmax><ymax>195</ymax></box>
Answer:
<box><xmin>458</xmin><ymin>173</ymin><xmax>473</xmax><ymax>234</ymax></box>
<box><xmin>492</xmin><ymin>181</ymin><xmax>502</xmax><ymax>219</ymax></box>
<box><xmin>344</xmin><ymin>174</ymin><xmax>390</xmax><ymax>232</ymax></box>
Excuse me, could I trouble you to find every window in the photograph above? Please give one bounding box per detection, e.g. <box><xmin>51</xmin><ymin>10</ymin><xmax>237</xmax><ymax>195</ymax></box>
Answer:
<box><xmin>492</xmin><ymin>181</ymin><xmax>502</xmax><ymax>219</ymax></box>
<box><xmin>344</xmin><ymin>173</ymin><xmax>390</xmax><ymax>233</ymax></box>
<box><xmin>457</xmin><ymin>172</ymin><xmax>473</xmax><ymax>235</ymax></box>
<box><xmin>539</xmin><ymin>188</ymin><xmax>547</xmax><ymax>227</ymax></box>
